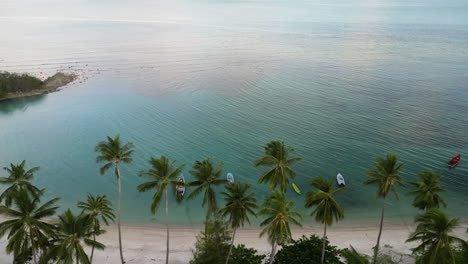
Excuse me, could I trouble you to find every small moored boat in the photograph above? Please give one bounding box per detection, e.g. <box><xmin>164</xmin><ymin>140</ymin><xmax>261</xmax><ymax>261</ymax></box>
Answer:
<box><xmin>176</xmin><ymin>174</ymin><xmax>186</xmax><ymax>197</ymax></box>
<box><xmin>227</xmin><ymin>173</ymin><xmax>234</xmax><ymax>184</ymax></box>
<box><xmin>292</xmin><ymin>183</ymin><xmax>302</xmax><ymax>195</ymax></box>
<box><xmin>336</xmin><ymin>173</ymin><xmax>346</xmax><ymax>187</ymax></box>
<box><xmin>447</xmin><ymin>154</ymin><xmax>461</xmax><ymax>168</ymax></box>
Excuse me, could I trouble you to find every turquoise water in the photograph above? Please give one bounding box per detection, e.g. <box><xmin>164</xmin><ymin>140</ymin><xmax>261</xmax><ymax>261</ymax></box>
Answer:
<box><xmin>1</xmin><ymin>0</ymin><xmax>468</xmax><ymax>227</ymax></box>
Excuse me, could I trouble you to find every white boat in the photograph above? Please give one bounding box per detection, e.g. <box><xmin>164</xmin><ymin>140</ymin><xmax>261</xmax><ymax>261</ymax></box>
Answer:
<box><xmin>227</xmin><ymin>173</ymin><xmax>234</xmax><ymax>184</ymax></box>
<box><xmin>176</xmin><ymin>174</ymin><xmax>186</xmax><ymax>196</ymax></box>
<box><xmin>336</xmin><ymin>173</ymin><xmax>346</xmax><ymax>187</ymax></box>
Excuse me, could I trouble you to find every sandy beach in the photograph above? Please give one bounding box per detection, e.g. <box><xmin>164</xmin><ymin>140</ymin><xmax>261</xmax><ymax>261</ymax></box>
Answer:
<box><xmin>1</xmin><ymin>221</ymin><xmax>466</xmax><ymax>263</ymax></box>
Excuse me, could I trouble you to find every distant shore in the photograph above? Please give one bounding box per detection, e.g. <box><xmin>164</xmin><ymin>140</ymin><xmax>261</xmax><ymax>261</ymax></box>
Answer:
<box><xmin>0</xmin><ymin>72</ymin><xmax>77</xmax><ymax>101</ymax></box>
<box><xmin>2</xmin><ymin>220</ymin><xmax>466</xmax><ymax>264</ymax></box>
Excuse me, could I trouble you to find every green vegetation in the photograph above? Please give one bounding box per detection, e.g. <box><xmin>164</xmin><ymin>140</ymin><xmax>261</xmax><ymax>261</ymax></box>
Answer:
<box><xmin>137</xmin><ymin>155</ymin><xmax>185</xmax><ymax>264</ymax></box>
<box><xmin>363</xmin><ymin>153</ymin><xmax>405</xmax><ymax>264</ymax></box>
<box><xmin>78</xmin><ymin>194</ymin><xmax>115</xmax><ymax>263</ymax></box>
<box><xmin>407</xmin><ymin>169</ymin><xmax>447</xmax><ymax>210</ymax></box>
<box><xmin>95</xmin><ymin>134</ymin><xmax>134</xmax><ymax>264</ymax></box>
<box><xmin>273</xmin><ymin>235</ymin><xmax>342</xmax><ymax>264</ymax></box>
<box><xmin>0</xmin><ymin>137</ymin><xmax>466</xmax><ymax>263</ymax></box>
<box><xmin>305</xmin><ymin>176</ymin><xmax>345</xmax><ymax>264</ymax></box>
<box><xmin>0</xmin><ymin>72</ymin><xmax>44</xmax><ymax>98</ymax></box>
<box><xmin>254</xmin><ymin>140</ymin><xmax>302</xmax><ymax>192</ymax></box>
<box><xmin>187</xmin><ymin>158</ymin><xmax>227</xmax><ymax>216</ymax></box>
<box><xmin>259</xmin><ymin>189</ymin><xmax>302</xmax><ymax>264</ymax></box>
<box><xmin>407</xmin><ymin>209</ymin><xmax>465</xmax><ymax>264</ymax></box>
<box><xmin>220</xmin><ymin>183</ymin><xmax>258</xmax><ymax>264</ymax></box>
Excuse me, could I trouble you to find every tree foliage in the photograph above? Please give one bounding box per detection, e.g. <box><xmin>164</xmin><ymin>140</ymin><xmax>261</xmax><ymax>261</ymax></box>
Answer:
<box><xmin>273</xmin><ymin>235</ymin><xmax>342</xmax><ymax>264</ymax></box>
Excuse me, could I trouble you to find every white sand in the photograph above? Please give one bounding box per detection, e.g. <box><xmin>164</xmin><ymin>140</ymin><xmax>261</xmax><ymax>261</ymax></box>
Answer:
<box><xmin>1</xmin><ymin>222</ymin><xmax>467</xmax><ymax>263</ymax></box>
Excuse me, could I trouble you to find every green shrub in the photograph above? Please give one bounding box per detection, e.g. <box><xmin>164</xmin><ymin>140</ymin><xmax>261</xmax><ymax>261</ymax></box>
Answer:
<box><xmin>190</xmin><ymin>214</ymin><xmax>231</xmax><ymax>264</ymax></box>
<box><xmin>0</xmin><ymin>71</ymin><xmax>44</xmax><ymax>98</ymax></box>
<box><xmin>273</xmin><ymin>235</ymin><xmax>343</xmax><ymax>264</ymax></box>
<box><xmin>230</xmin><ymin>244</ymin><xmax>266</xmax><ymax>264</ymax></box>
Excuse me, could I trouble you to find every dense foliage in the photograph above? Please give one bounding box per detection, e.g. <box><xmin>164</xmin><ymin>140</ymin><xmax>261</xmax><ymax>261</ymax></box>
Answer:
<box><xmin>272</xmin><ymin>235</ymin><xmax>342</xmax><ymax>264</ymax></box>
<box><xmin>190</xmin><ymin>214</ymin><xmax>231</xmax><ymax>264</ymax></box>
<box><xmin>0</xmin><ymin>71</ymin><xmax>43</xmax><ymax>98</ymax></box>
<box><xmin>230</xmin><ymin>244</ymin><xmax>266</xmax><ymax>264</ymax></box>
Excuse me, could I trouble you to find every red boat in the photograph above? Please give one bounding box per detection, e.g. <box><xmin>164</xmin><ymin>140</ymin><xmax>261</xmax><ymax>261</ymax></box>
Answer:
<box><xmin>447</xmin><ymin>154</ymin><xmax>461</xmax><ymax>168</ymax></box>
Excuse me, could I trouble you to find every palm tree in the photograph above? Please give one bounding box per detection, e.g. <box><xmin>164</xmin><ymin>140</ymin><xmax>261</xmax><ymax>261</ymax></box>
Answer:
<box><xmin>406</xmin><ymin>209</ymin><xmax>465</xmax><ymax>264</ymax></box>
<box><xmin>46</xmin><ymin>209</ymin><xmax>105</xmax><ymax>264</ymax></box>
<box><xmin>219</xmin><ymin>183</ymin><xmax>258</xmax><ymax>264</ymax></box>
<box><xmin>137</xmin><ymin>156</ymin><xmax>185</xmax><ymax>264</ymax></box>
<box><xmin>259</xmin><ymin>189</ymin><xmax>302</xmax><ymax>264</ymax></box>
<box><xmin>0</xmin><ymin>160</ymin><xmax>42</xmax><ymax>207</ymax></box>
<box><xmin>407</xmin><ymin>170</ymin><xmax>447</xmax><ymax>211</ymax></box>
<box><xmin>0</xmin><ymin>189</ymin><xmax>59</xmax><ymax>264</ymax></box>
<box><xmin>78</xmin><ymin>194</ymin><xmax>115</xmax><ymax>263</ymax></box>
<box><xmin>254</xmin><ymin>140</ymin><xmax>302</xmax><ymax>193</ymax></box>
<box><xmin>305</xmin><ymin>176</ymin><xmax>345</xmax><ymax>264</ymax></box>
<box><xmin>187</xmin><ymin>159</ymin><xmax>227</xmax><ymax>216</ymax></box>
<box><xmin>363</xmin><ymin>153</ymin><xmax>405</xmax><ymax>264</ymax></box>
<box><xmin>95</xmin><ymin>134</ymin><xmax>134</xmax><ymax>264</ymax></box>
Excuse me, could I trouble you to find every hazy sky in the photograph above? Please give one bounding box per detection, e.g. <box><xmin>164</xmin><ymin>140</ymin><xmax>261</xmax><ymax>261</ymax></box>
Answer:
<box><xmin>1</xmin><ymin>0</ymin><xmax>467</xmax><ymax>26</ymax></box>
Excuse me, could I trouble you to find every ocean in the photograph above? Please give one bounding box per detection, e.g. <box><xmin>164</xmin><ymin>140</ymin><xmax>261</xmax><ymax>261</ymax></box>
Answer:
<box><xmin>0</xmin><ymin>0</ymin><xmax>467</xmax><ymax>227</ymax></box>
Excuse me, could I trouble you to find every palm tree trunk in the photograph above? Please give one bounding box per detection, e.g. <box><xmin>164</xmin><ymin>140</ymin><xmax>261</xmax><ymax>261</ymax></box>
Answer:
<box><xmin>115</xmin><ymin>162</ymin><xmax>125</xmax><ymax>264</ymax></box>
<box><xmin>165</xmin><ymin>185</ymin><xmax>170</xmax><ymax>264</ymax></box>
<box><xmin>225</xmin><ymin>228</ymin><xmax>237</xmax><ymax>264</ymax></box>
<box><xmin>321</xmin><ymin>222</ymin><xmax>327</xmax><ymax>264</ymax></box>
<box><xmin>269</xmin><ymin>241</ymin><xmax>277</xmax><ymax>264</ymax></box>
<box><xmin>29</xmin><ymin>225</ymin><xmax>37</xmax><ymax>264</ymax></box>
<box><xmin>372</xmin><ymin>197</ymin><xmax>386</xmax><ymax>264</ymax></box>
<box><xmin>90</xmin><ymin>231</ymin><xmax>96</xmax><ymax>263</ymax></box>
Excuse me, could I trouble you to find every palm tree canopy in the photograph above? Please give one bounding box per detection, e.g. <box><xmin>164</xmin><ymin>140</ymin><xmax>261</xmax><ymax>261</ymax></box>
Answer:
<box><xmin>341</xmin><ymin>246</ymin><xmax>370</xmax><ymax>264</ymax></box>
<box><xmin>407</xmin><ymin>170</ymin><xmax>447</xmax><ymax>210</ymax></box>
<box><xmin>187</xmin><ymin>159</ymin><xmax>227</xmax><ymax>215</ymax></box>
<box><xmin>363</xmin><ymin>153</ymin><xmax>405</xmax><ymax>199</ymax></box>
<box><xmin>0</xmin><ymin>160</ymin><xmax>42</xmax><ymax>206</ymax></box>
<box><xmin>47</xmin><ymin>209</ymin><xmax>105</xmax><ymax>264</ymax></box>
<box><xmin>406</xmin><ymin>209</ymin><xmax>465</xmax><ymax>264</ymax></box>
<box><xmin>78</xmin><ymin>194</ymin><xmax>115</xmax><ymax>228</ymax></box>
<box><xmin>219</xmin><ymin>183</ymin><xmax>258</xmax><ymax>229</ymax></box>
<box><xmin>95</xmin><ymin>134</ymin><xmax>135</xmax><ymax>175</ymax></box>
<box><xmin>254</xmin><ymin>140</ymin><xmax>302</xmax><ymax>192</ymax></box>
<box><xmin>305</xmin><ymin>176</ymin><xmax>345</xmax><ymax>226</ymax></box>
<box><xmin>0</xmin><ymin>189</ymin><xmax>59</xmax><ymax>259</ymax></box>
<box><xmin>259</xmin><ymin>189</ymin><xmax>302</xmax><ymax>246</ymax></box>
<box><xmin>138</xmin><ymin>156</ymin><xmax>185</xmax><ymax>213</ymax></box>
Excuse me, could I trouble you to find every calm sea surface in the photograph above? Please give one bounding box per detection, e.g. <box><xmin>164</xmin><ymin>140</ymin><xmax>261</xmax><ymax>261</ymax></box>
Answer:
<box><xmin>0</xmin><ymin>0</ymin><xmax>467</xmax><ymax>226</ymax></box>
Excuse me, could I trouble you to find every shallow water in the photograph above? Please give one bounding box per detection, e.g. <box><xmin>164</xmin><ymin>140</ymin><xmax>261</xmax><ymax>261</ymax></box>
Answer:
<box><xmin>0</xmin><ymin>0</ymin><xmax>467</xmax><ymax>226</ymax></box>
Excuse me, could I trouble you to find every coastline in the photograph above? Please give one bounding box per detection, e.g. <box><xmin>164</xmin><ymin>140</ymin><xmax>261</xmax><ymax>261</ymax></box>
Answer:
<box><xmin>1</xmin><ymin>220</ymin><xmax>466</xmax><ymax>263</ymax></box>
<box><xmin>0</xmin><ymin>72</ymin><xmax>78</xmax><ymax>101</ymax></box>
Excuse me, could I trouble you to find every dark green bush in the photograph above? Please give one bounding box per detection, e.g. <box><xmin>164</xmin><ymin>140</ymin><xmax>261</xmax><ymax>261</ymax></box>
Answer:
<box><xmin>230</xmin><ymin>244</ymin><xmax>266</xmax><ymax>264</ymax></box>
<box><xmin>273</xmin><ymin>234</ymin><xmax>343</xmax><ymax>264</ymax></box>
<box><xmin>190</xmin><ymin>214</ymin><xmax>231</xmax><ymax>264</ymax></box>
<box><xmin>0</xmin><ymin>71</ymin><xmax>44</xmax><ymax>98</ymax></box>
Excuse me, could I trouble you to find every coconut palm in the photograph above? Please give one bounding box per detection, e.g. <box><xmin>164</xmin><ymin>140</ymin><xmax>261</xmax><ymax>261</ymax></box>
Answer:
<box><xmin>137</xmin><ymin>156</ymin><xmax>185</xmax><ymax>264</ymax></box>
<box><xmin>95</xmin><ymin>134</ymin><xmax>134</xmax><ymax>264</ymax></box>
<box><xmin>363</xmin><ymin>153</ymin><xmax>405</xmax><ymax>264</ymax></box>
<box><xmin>305</xmin><ymin>176</ymin><xmax>345</xmax><ymax>264</ymax></box>
<box><xmin>219</xmin><ymin>183</ymin><xmax>258</xmax><ymax>264</ymax></box>
<box><xmin>407</xmin><ymin>170</ymin><xmax>447</xmax><ymax>211</ymax></box>
<box><xmin>259</xmin><ymin>189</ymin><xmax>302</xmax><ymax>264</ymax></box>
<box><xmin>254</xmin><ymin>140</ymin><xmax>302</xmax><ymax>193</ymax></box>
<box><xmin>78</xmin><ymin>194</ymin><xmax>115</xmax><ymax>263</ymax></box>
<box><xmin>406</xmin><ymin>209</ymin><xmax>465</xmax><ymax>264</ymax></box>
<box><xmin>0</xmin><ymin>189</ymin><xmax>59</xmax><ymax>264</ymax></box>
<box><xmin>0</xmin><ymin>160</ymin><xmax>42</xmax><ymax>207</ymax></box>
<box><xmin>46</xmin><ymin>209</ymin><xmax>105</xmax><ymax>264</ymax></box>
<box><xmin>187</xmin><ymin>159</ymin><xmax>227</xmax><ymax>216</ymax></box>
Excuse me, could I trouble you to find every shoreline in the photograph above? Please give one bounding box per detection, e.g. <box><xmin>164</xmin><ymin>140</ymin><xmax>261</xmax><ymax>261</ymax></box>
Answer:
<box><xmin>1</xmin><ymin>220</ymin><xmax>466</xmax><ymax>263</ymax></box>
<box><xmin>0</xmin><ymin>72</ymin><xmax>78</xmax><ymax>101</ymax></box>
